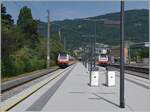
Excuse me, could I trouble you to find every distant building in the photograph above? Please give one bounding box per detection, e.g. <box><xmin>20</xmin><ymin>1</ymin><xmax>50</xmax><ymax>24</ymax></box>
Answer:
<box><xmin>110</xmin><ymin>47</ymin><xmax>128</xmax><ymax>63</ymax></box>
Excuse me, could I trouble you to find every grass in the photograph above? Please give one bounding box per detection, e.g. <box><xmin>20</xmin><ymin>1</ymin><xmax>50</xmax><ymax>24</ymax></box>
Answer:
<box><xmin>1</xmin><ymin>66</ymin><xmax>58</xmax><ymax>83</ymax></box>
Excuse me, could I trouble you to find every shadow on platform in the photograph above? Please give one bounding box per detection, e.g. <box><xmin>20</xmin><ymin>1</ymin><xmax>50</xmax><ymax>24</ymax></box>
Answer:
<box><xmin>89</xmin><ymin>93</ymin><xmax>119</xmax><ymax>108</ymax></box>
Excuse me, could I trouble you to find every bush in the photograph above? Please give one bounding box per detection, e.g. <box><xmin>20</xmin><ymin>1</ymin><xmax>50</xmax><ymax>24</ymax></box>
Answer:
<box><xmin>12</xmin><ymin>58</ymin><xmax>25</xmax><ymax>76</ymax></box>
<box><xmin>1</xmin><ymin>5</ymin><xmax>63</xmax><ymax>78</ymax></box>
<box><xmin>29</xmin><ymin>57</ymin><xmax>45</xmax><ymax>71</ymax></box>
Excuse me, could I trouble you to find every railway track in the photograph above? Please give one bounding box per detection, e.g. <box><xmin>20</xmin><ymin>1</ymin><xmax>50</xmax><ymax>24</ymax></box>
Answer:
<box><xmin>1</xmin><ymin>63</ymin><xmax>148</xmax><ymax>101</ymax></box>
<box><xmin>1</xmin><ymin>65</ymin><xmax>76</xmax><ymax>111</ymax></box>
<box><xmin>1</xmin><ymin>67</ymin><xmax>60</xmax><ymax>93</ymax></box>
<box><xmin>1</xmin><ymin>66</ymin><xmax>72</xmax><ymax>94</ymax></box>
<box><xmin>108</xmin><ymin>64</ymin><xmax>149</xmax><ymax>79</ymax></box>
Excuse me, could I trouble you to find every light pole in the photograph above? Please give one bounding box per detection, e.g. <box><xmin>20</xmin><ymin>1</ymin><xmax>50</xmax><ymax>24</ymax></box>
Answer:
<box><xmin>90</xmin><ymin>35</ymin><xmax>93</xmax><ymax>81</ymax></box>
<box><xmin>47</xmin><ymin>10</ymin><xmax>50</xmax><ymax>68</ymax></box>
<box><xmin>64</xmin><ymin>36</ymin><xmax>66</xmax><ymax>51</ymax></box>
<box><xmin>58</xmin><ymin>28</ymin><xmax>61</xmax><ymax>42</ymax></box>
<box><xmin>82</xmin><ymin>35</ymin><xmax>95</xmax><ymax>80</ymax></box>
<box><xmin>128</xmin><ymin>44</ymin><xmax>131</xmax><ymax>64</ymax></box>
<box><xmin>83</xmin><ymin>19</ymin><xmax>98</xmax><ymax>67</ymax></box>
<box><xmin>94</xmin><ymin>21</ymin><xmax>96</xmax><ymax>67</ymax></box>
<box><xmin>120</xmin><ymin>1</ymin><xmax>125</xmax><ymax>108</ymax></box>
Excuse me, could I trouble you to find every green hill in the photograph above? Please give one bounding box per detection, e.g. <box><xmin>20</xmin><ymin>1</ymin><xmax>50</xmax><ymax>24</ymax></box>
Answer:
<box><xmin>38</xmin><ymin>9</ymin><xmax>149</xmax><ymax>50</ymax></box>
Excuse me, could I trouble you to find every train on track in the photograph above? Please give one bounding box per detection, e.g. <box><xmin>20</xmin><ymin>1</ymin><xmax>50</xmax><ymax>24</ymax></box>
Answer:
<box><xmin>96</xmin><ymin>54</ymin><xmax>109</xmax><ymax>67</ymax></box>
<box><xmin>96</xmin><ymin>48</ymin><xmax>109</xmax><ymax>67</ymax></box>
<box><xmin>57</xmin><ymin>53</ymin><xmax>75</xmax><ymax>68</ymax></box>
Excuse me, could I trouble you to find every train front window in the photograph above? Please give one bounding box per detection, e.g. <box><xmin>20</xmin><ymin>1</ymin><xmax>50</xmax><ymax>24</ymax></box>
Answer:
<box><xmin>60</xmin><ymin>56</ymin><xmax>67</xmax><ymax>59</ymax></box>
<box><xmin>100</xmin><ymin>54</ymin><xmax>106</xmax><ymax>57</ymax></box>
<box><xmin>59</xmin><ymin>53</ymin><xmax>67</xmax><ymax>59</ymax></box>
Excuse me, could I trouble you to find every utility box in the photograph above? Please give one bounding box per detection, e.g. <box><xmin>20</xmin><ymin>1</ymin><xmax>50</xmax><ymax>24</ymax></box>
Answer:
<box><xmin>90</xmin><ymin>67</ymin><xmax>99</xmax><ymax>86</ymax></box>
<box><xmin>106</xmin><ymin>71</ymin><xmax>116</xmax><ymax>86</ymax></box>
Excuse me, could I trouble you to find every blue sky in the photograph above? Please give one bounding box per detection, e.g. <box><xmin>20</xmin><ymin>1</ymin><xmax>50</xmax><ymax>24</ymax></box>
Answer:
<box><xmin>2</xmin><ymin>1</ymin><xmax>149</xmax><ymax>23</ymax></box>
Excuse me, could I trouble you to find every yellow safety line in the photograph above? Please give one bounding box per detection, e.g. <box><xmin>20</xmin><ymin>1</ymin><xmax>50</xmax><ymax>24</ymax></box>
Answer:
<box><xmin>1</xmin><ymin>66</ymin><xmax>73</xmax><ymax>112</ymax></box>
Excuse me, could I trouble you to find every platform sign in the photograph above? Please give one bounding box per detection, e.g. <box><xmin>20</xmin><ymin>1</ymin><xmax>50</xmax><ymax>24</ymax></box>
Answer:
<box><xmin>106</xmin><ymin>71</ymin><xmax>116</xmax><ymax>86</ymax></box>
<box><xmin>90</xmin><ymin>71</ymin><xmax>99</xmax><ymax>86</ymax></box>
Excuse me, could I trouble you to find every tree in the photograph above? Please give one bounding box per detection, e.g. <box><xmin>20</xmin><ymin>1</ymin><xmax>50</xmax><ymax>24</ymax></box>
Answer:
<box><xmin>50</xmin><ymin>38</ymin><xmax>64</xmax><ymax>65</ymax></box>
<box><xmin>1</xmin><ymin>4</ymin><xmax>14</xmax><ymax>26</ymax></box>
<box><xmin>17</xmin><ymin>6</ymin><xmax>38</xmax><ymax>48</ymax></box>
<box><xmin>1</xmin><ymin>4</ymin><xmax>71</xmax><ymax>78</ymax></box>
<box><xmin>138</xmin><ymin>48</ymin><xmax>149</xmax><ymax>58</ymax></box>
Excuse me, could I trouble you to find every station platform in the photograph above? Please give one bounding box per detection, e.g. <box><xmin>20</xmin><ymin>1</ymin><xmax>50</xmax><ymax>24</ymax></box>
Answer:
<box><xmin>9</xmin><ymin>63</ymin><xmax>150</xmax><ymax>112</ymax></box>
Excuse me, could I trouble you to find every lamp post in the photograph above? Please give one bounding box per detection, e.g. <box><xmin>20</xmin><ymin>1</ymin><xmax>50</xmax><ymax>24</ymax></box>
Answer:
<box><xmin>120</xmin><ymin>1</ymin><xmax>125</xmax><ymax>108</ymax></box>
<box><xmin>58</xmin><ymin>28</ymin><xmax>61</xmax><ymax>42</ymax></box>
<box><xmin>83</xmin><ymin>19</ymin><xmax>99</xmax><ymax>67</ymax></box>
<box><xmin>47</xmin><ymin>10</ymin><xmax>50</xmax><ymax>68</ymax></box>
<box><xmin>83</xmin><ymin>18</ymin><xmax>120</xmax><ymax>68</ymax></box>
<box><xmin>82</xmin><ymin>35</ymin><xmax>95</xmax><ymax>80</ymax></box>
<box><xmin>94</xmin><ymin>21</ymin><xmax>96</xmax><ymax>67</ymax></box>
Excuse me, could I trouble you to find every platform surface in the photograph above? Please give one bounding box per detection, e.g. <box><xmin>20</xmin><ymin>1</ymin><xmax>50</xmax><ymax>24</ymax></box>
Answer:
<box><xmin>9</xmin><ymin>63</ymin><xmax>150</xmax><ymax>112</ymax></box>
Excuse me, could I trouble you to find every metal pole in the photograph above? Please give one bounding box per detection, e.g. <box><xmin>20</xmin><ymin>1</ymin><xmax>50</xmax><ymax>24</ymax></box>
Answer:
<box><xmin>84</xmin><ymin>48</ymin><xmax>87</xmax><ymax>67</ymax></box>
<box><xmin>128</xmin><ymin>44</ymin><xmax>131</xmax><ymax>64</ymax></box>
<box><xmin>47</xmin><ymin>10</ymin><xmax>50</xmax><ymax>68</ymax></box>
<box><xmin>58</xmin><ymin>28</ymin><xmax>61</xmax><ymax>42</ymax></box>
<box><xmin>94</xmin><ymin>21</ymin><xmax>96</xmax><ymax>67</ymax></box>
<box><xmin>120</xmin><ymin>1</ymin><xmax>125</xmax><ymax>108</ymax></box>
<box><xmin>64</xmin><ymin>36</ymin><xmax>66</xmax><ymax>51</ymax></box>
<box><xmin>90</xmin><ymin>36</ymin><xmax>93</xmax><ymax>83</ymax></box>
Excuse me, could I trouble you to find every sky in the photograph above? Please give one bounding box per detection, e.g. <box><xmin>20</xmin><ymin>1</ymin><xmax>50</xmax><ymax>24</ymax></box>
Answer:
<box><xmin>2</xmin><ymin>1</ymin><xmax>149</xmax><ymax>23</ymax></box>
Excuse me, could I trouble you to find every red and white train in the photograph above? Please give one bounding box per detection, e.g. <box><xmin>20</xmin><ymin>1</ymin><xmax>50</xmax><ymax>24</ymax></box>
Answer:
<box><xmin>97</xmin><ymin>54</ymin><xmax>109</xmax><ymax>66</ymax></box>
<box><xmin>57</xmin><ymin>53</ymin><xmax>75</xmax><ymax>68</ymax></box>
